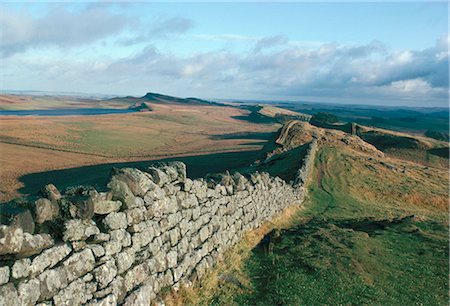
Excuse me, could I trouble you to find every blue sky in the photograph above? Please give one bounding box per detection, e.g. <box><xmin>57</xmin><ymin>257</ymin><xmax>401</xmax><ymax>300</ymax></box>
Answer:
<box><xmin>1</xmin><ymin>2</ymin><xmax>448</xmax><ymax>106</ymax></box>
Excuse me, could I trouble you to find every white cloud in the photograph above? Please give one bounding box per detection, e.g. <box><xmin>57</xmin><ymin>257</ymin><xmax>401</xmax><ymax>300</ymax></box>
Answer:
<box><xmin>0</xmin><ymin>6</ymin><xmax>131</xmax><ymax>56</ymax></box>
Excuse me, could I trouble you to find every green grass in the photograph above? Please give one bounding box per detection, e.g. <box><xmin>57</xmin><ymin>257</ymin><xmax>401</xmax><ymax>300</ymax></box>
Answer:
<box><xmin>188</xmin><ymin>145</ymin><xmax>448</xmax><ymax>306</ymax></box>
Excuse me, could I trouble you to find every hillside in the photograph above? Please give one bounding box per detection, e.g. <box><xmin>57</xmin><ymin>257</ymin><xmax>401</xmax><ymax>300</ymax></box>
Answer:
<box><xmin>163</xmin><ymin>121</ymin><xmax>449</xmax><ymax>305</ymax></box>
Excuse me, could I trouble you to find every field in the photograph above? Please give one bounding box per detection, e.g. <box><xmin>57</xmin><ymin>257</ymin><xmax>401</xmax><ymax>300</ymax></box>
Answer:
<box><xmin>0</xmin><ymin>98</ymin><xmax>280</xmax><ymax>202</ymax></box>
<box><xmin>164</xmin><ymin>126</ymin><xmax>449</xmax><ymax>305</ymax></box>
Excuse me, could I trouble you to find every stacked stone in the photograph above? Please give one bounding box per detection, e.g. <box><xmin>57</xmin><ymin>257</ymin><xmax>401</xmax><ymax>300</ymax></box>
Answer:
<box><xmin>0</xmin><ymin>159</ymin><xmax>309</xmax><ymax>306</ymax></box>
<box><xmin>293</xmin><ymin>139</ymin><xmax>318</xmax><ymax>187</ymax></box>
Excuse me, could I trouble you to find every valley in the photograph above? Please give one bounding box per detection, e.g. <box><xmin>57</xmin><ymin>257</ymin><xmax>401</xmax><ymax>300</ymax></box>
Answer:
<box><xmin>0</xmin><ymin>95</ymin><xmax>280</xmax><ymax>202</ymax></box>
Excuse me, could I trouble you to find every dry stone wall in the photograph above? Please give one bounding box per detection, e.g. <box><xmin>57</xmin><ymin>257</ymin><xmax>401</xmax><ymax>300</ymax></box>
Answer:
<box><xmin>0</xmin><ymin>142</ymin><xmax>317</xmax><ymax>306</ymax></box>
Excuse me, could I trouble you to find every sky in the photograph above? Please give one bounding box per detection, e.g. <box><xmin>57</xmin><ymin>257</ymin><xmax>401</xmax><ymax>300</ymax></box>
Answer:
<box><xmin>0</xmin><ymin>2</ymin><xmax>448</xmax><ymax>106</ymax></box>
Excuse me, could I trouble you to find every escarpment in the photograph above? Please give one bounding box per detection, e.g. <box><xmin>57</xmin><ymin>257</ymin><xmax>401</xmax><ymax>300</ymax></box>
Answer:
<box><xmin>0</xmin><ymin>141</ymin><xmax>317</xmax><ymax>306</ymax></box>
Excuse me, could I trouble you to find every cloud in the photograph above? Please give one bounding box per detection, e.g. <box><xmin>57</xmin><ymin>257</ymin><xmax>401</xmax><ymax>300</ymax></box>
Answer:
<box><xmin>2</xmin><ymin>31</ymin><xmax>448</xmax><ymax>106</ymax></box>
<box><xmin>121</xmin><ymin>17</ymin><xmax>194</xmax><ymax>45</ymax></box>
<box><xmin>0</xmin><ymin>5</ymin><xmax>131</xmax><ymax>56</ymax></box>
<box><xmin>253</xmin><ymin>35</ymin><xmax>288</xmax><ymax>53</ymax></box>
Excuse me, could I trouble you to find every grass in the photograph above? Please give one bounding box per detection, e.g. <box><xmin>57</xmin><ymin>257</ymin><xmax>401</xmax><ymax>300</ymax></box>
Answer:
<box><xmin>0</xmin><ymin>103</ymin><xmax>279</xmax><ymax>202</ymax></box>
<box><xmin>166</xmin><ymin>144</ymin><xmax>449</xmax><ymax>305</ymax></box>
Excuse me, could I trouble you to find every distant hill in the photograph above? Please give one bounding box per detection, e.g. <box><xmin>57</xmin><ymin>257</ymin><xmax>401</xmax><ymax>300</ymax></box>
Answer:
<box><xmin>141</xmin><ymin>92</ymin><xmax>222</xmax><ymax>106</ymax></box>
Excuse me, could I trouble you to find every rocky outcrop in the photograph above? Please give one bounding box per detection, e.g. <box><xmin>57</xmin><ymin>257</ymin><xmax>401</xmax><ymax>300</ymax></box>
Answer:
<box><xmin>0</xmin><ymin>149</ymin><xmax>316</xmax><ymax>305</ymax></box>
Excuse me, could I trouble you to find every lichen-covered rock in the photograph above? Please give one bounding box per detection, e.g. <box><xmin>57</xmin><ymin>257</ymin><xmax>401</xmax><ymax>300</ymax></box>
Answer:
<box><xmin>87</xmin><ymin>244</ymin><xmax>105</xmax><ymax>258</ymax></box>
<box><xmin>233</xmin><ymin>172</ymin><xmax>248</xmax><ymax>191</ymax></box>
<box><xmin>12</xmin><ymin>209</ymin><xmax>35</xmax><ymax>234</ymax></box>
<box><xmin>88</xmin><ymin>293</ymin><xmax>117</xmax><ymax>306</ymax></box>
<box><xmin>123</xmin><ymin>281</ymin><xmax>156</xmax><ymax>306</ymax></box>
<box><xmin>19</xmin><ymin>233</ymin><xmax>54</xmax><ymax>257</ymax></box>
<box><xmin>93</xmin><ymin>200</ymin><xmax>122</xmax><ymax>215</ymax></box>
<box><xmin>18</xmin><ymin>278</ymin><xmax>40</xmax><ymax>306</ymax></box>
<box><xmin>147</xmin><ymin>166</ymin><xmax>170</xmax><ymax>187</ymax></box>
<box><xmin>126</xmin><ymin>207</ymin><xmax>145</xmax><ymax>225</ymax></box>
<box><xmin>0</xmin><ymin>283</ymin><xmax>19</xmax><ymax>306</ymax></box>
<box><xmin>94</xmin><ymin>259</ymin><xmax>117</xmax><ymax>288</ymax></box>
<box><xmin>63</xmin><ymin>219</ymin><xmax>100</xmax><ymax>242</ymax></box>
<box><xmin>168</xmin><ymin>161</ymin><xmax>187</xmax><ymax>182</ymax></box>
<box><xmin>107</xmin><ymin>178</ymin><xmax>136</xmax><ymax>208</ymax></box>
<box><xmin>0</xmin><ymin>225</ymin><xmax>23</xmax><ymax>255</ymax></box>
<box><xmin>63</xmin><ymin>249</ymin><xmax>95</xmax><ymax>282</ymax></box>
<box><xmin>53</xmin><ymin>273</ymin><xmax>96</xmax><ymax>306</ymax></box>
<box><xmin>35</xmin><ymin>198</ymin><xmax>59</xmax><ymax>224</ymax></box>
<box><xmin>103</xmin><ymin>212</ymin><xmax>127</xmax><ymax>230</ymax></box>
<box><xmin>30</xmin><ymin>244</ymin><xmax>72</xmax><ymax>275</ymax></box>
<box><xmin>110</xmin><ymin>168</ymin><xmax>156</xmax><ymax>197</ymax></box>
<box><xmin>166</xmin><ymin>250</ymin><xmax>178</xmax><ymax>268</ymax></box>
<box><xmin>116</xmin><ymin>248</ymin><xmax>135</xmax><ymax>274</ymax></box>
<box><xmin>199</xmin><ymin>226</ymin><xmax>210</xmax><ymax>242</ymax></box>
<box><xmin>12</xmin><ymin>258</ymin><xmax>31</xmax><ymax>279</ymax></box>
<box><xmin>42</xmin><ymin>184</ymin><xmax>62</xmax><ymax>202</ymax></box>
<box><xmin>38</xmin><ymin>267</ymin><xmax>68</xmax><ymax>301</ymax></box>
<box><xmin>0</xmin><ymin>266</ymin><xmax>9</xmax><ymax>285</ymax></box>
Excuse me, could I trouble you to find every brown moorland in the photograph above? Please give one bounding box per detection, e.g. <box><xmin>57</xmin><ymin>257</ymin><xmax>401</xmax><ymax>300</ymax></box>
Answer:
<box><xmin>0</xmin><ymin>101</ymin><xmax>279</xmax><ymax>202</ymax></box>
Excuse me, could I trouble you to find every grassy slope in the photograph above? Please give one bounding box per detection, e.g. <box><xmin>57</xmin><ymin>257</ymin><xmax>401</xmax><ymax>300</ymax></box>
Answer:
<box><xmin>167</xmin><ymin>144</ymin><xmax>448</xmax><ymax>305</ymax></box>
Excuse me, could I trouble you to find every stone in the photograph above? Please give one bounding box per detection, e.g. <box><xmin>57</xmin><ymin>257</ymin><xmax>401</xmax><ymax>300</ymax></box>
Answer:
<box><xmin>42</xmin><ymin>184</ymin><xmax>61</xmax><ymax>202</ymax></box>
<box><xmin>88</xmin><ymin>294</ymin><xmax>117</xmax><ymax>306</ymax></box>
<box><xmin>143</xmin><ymin>185</ymin><xmax>166</xmax><ymax>203</ymax></box>
<box><xmin>116</xmin><ymin>248</ymin><xmax>135</xmax><ymax>274</ymax></box>
<box><xmin>12</xmin><ymin>258</ymin><xmax>31</xmax><ymax>279</ymax></box>
<box><xmin>103</xmin><ymin>212</ymin><xmax>127</xmax><ymax>230</ymax></box>
<box><xmin>12</xmin><ymin>209</ymin><xmax>35</xmax><ymax>234</ymax></box>
<box><xmin>110</xmin><ymin>168</ymin><xmax>156</xmax><ymax>197</ymax></box>
<box><xmin>73</xmin><ymin>195</ymin><xmax>96</xmax><ymax>219</ymax></box>
<box><xmin>147</xmin><ymin>167</ymin><xmax>170</xmax><ymax>187</ymax></box>
<box><xmin>30</xmin><ymin>244</ymin><xmax>72</xmax><ymax>275</ymax></box>
<box><xmin>110</xmin><ymin>229</ymin><xmax>131</xmax><ymax>248</ymax></box>
<box><xmin>63</xmin><ymin>219</ymin><xmax>100</xmax><ymax>242</ymax></box>
<box><xmin>63</xmin><ymin>249</ymin><xmax>95</xmax><ymax>282</ymax></box>
<box><xmin>72</xmin><ymin>241</ymin><xmax>87</xmax><ymax>251</ymax></box>
<box><xmin>19</xmin><ymin>233</ymin><xmax>54</xmax><ymax>257</ymax></box>
<box><xmin>87</xmin><ymin>244</ymin><xmax>105</xmax><ymax>258</ymax></box>
<box><xmin>0</xmin><ymin>266</ymin><xmax>9</xmax><ymax>285</ymax></box>
<box><xmin>93</xmin><ymin>200</ymin><xmax>122</xmax><ymax>215</ymax></box>
<box><xmin>168</xmin><ymin>161</ymin><xmax>187</xmax><ymax>182</ymax></box>
<box><xmin>0</xmin><ymin>283</ymin><xmax>19</xmax><ymax>306</ymax></box>
<box><xmin>107</xmin><ymin>178</ymin><xmax>136</xmax><ymax>208</ymax></box>
<box><xmin>183</xmin><ymin>178</ymin><xmax>193</xmax><ymax>191</ymax></box>
<box><xmin>0</xmin><ymin>225</ymin><xmax>24</xmax><ymax>255</ymax></box>
<box><xmin>167</xmin><ymin>250</ymin><xmax>178</xmax><ymax>268</ymax></box>
<box><xmin>92</xmin><ymin>233</ymin><xmax>110</xmax><ymax>243</ymax></box>
<box><xmin>18</xmin><ymin>278</ymin><xmax>40</xmax><ymax>306</ymax></box>
<box><xmin>38</xmin><ymin>267</ymin><xmax>68</xmax><ymax>301</ymax></box>
<box><xmin>104</xmin><ymin>240</ymin><xmax>122</xmax><ymax>256</ymax></box>
<box><xmin>94</xmin><ymin>259</ymin><xmax>117</xmax><ymax>288</ymax></box>
<box><xmin>153</xmin><ymin>251</ymin><xmax>166</xmax><ymax>272</ymax></box>
<box><xmin>123</xmin><ymin>282</ymin><xmax>156</xmax><ymax>306</ymax></box>
<box><xmin>161</xmin><ymin>165</ymin><xmax>179</xmax><ymax>182</ymax></box>
<box><xmin>35</xmin><ymin>197</ymin><xmax>60</xmax><ymax>224</ymax></box>
<box><xmin>52</xmin><ymin>274</ymin><xmax>96</xmax><ymax>306</ymax></box>
<box><xmin>131</xmin><ymin>230</ymin><xmax>153</xmax><ymax>250</ymax></box>
<box><xmin>233</xmin><ymin>172</ymin><xmax>248</xmax><ymax>191</ymax></box>
<box><xmin>126</xmin><ymin>207</ymin><xmax>145</xmax><ymax>225</ymax></box>
<box><xmin>169</xmin><ymin>227</ymin><xmax>180</xmax><ymax>246</ymax></box>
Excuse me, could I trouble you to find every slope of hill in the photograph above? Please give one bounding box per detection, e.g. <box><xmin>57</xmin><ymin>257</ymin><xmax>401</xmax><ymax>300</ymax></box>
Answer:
<box><xmin>141</xmin><ymin>92</ymin><xmax>221</xmax><ymax>106</ymax></box>
<box><xmin>163</xmin><ymin>121</ymin><xmax>448</xmax><ymax>305</ymax></box>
